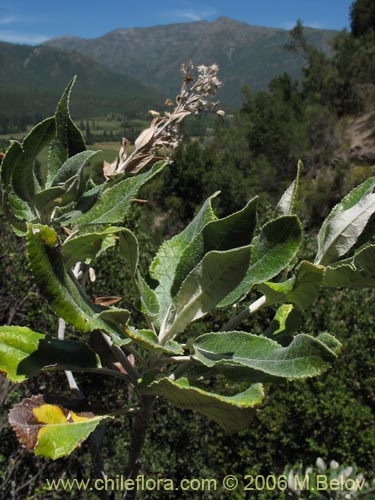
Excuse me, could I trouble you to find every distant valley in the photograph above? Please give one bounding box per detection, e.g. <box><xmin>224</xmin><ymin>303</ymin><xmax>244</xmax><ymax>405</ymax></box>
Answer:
<box><xmin>0</xmin><ymin>17</ymin><xmax>337</xmax><ymax>121</ymax></box>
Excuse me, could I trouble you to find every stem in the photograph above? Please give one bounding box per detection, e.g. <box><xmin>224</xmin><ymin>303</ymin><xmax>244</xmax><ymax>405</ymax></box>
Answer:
<box><xmin>123</xmin><ymin>396</ymin><xmax>155</xmax><ymax>500</ymax></box>
<box><xmin>221</xmin><ymin>295</ymin><xmax>267</xmax><ymax>331</ymax></box>
<box><xmin>169</xmin><ymin>361</ymin><xmax>193</xmax><ymax>381</ymax></box>
<box><xmin>58</xmin><ymin>317</ymin><xmax>85</xmax><ymax>398</ymax></box>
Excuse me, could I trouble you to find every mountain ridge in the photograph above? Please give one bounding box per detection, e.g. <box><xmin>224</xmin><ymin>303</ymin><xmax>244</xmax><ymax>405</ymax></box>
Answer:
<box><xmin>45</xmin><ymin>17</ymin><xmax>337</xmax><ymax>108</ymax></box>
<box><xmin>0</xmin><ymin>41</ymin><xmax>162</xmax><ymax>119</ymax></box>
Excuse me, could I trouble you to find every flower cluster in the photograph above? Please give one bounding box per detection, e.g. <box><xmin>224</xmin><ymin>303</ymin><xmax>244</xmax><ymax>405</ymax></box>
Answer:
<box><xmin>104</xmin><ymin>63</ymin><xmax>223</xmax><ymax>176</ymax></box>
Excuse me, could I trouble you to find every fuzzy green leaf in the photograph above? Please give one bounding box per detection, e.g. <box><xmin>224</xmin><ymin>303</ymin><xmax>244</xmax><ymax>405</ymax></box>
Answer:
<box><xmin>171</xmin><ymin>196</ymin><xmax>258</xmax><ymax>296</ymax></box>
<box><xmin>70</xmin><ymin>161</ymin><xmax>166</xmax><ymax>225</ymax></box>
<box><xmin>264</xmin><ymin>305</ymin><xmax>303</xmax><ymax>345</ymax></box>
<box><xmin>323</xmin><ymin>244</ymin><xmax>375</xmax><ymax>288</ymax></box>
<box><xmin>193</xmin><ymin>331</ymin><xmax>341</xmax><ymax>381</ymax></box>
<box><xmin>61</xmin><ymin>227</ymin><xmax>131</xmax><ymax>268</ymax></box>
<box><xmin>47</xmin><ymin>77</ymin><xmax>86</xmax><ymax>186</ymax></box>
<box><xmin>26</xmin><ymin>224</ymin><xmax>128</xmax><ymax>344</ymax></box>
<box><xmin>315</xmin><ymin>193</ymin><xmax>375</xmax><ymax>266</ymax></box>
<box><xmin>12</xmin><ymin>117</ymin><xmax>55</xmax><ymax>201</ymax></box>
<box><xmin>275</xmin><ymin>160</ymin><xmax>302</xmax><ymax>217</ymax></box>
<box><xmin>218</xmin><ymin>215</ymin><xmax>303</xmax><ymax>308</ymax></box>
<box><xmin>166</xmin><ymin>245</ymin><xmax>251</xmax><ymax>338</ymax></box>
<box><xmin>52</xmin><ymin>150</ymin><xmax>97</xmax><ymax>186</ymax></box>
<box><xmin>258</xmin><ymin>261</ymin><xmax>324</xmax><ymax>310</ymax></box>
<box><xmin>136</xmin><ymin>271</ymin><xmax>160</xmax><ymax>320</ymax></box>
<box><xmin>125</xmin><ymin>328</ymin><xmax>183</xmax><ymax>355</ymax></box>
<box><xmin>315</xmin><ymin>176</ymin><xmax>375</xmax><ymax>265</ymax></box>
<box><xmin>119</xmin><ymin>229</ymin><xmax>139</xmax><ymax>276</ymax></box>
<box><xmin>144</xmin><ymin>377</ymin><xmax>264</xmax><ymax>433</ymax></box>
<box><xmin>0</xmin><ymin>326</ymin><xmax>98</xmax><ymax>382</ymax></box>
<box><xmin>150</xmin><ymin>193</ymin><xmax>218</xmax><ymax>328</ymax></box>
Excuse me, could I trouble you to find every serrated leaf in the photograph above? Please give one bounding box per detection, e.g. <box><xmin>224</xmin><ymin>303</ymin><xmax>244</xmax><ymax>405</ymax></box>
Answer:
<box><xmin>26</xmin><ymin>224</ymin><xmax>128</xmax><ymax>344</ymax></box>
<box><xmin>218</xmin><ymin>215</ymin><xmax>303</xmax><ymax>308</ymax></box>
<box><xmin>315</xmin><ymin>193</ymin><xmax>375</xmax><ymax>266</ymax></box>
<box><xmin>193</xmin><ymin>331</ymin><xmax>341</xmax><ymax>382</ymax></box>
<box><xmin>171</xmin><ymin>196</ymin><xmax>258</xmax><ymax>296</ymax></box>
<box><xmin>275</xmin><ymin>160</ymin><xmax>302</xmax><ymax>217</ymax></box>
<box><xmin>9</xmin><ymin>395</ymin><xmax>110</xmax><ymax>459</ymax></box>
<box><xmin>0</xmin><ymin>326</ymin><xmax>98</xmax><ymax>383</ymax></box>
<box><xmin>323</xmin><ymin>244</ymin><xmax>375</xmax><ymax>288</ymax></box>
<box><xmin>47</xmin><ymin>77</ymin><xmax>86</xmax><ymax>186</ymax></box>
<box><xmin>144</xmin><ymin>377</ymin><xmax>264</xmax><ymax>433</ymax></box>
<box><xmin>70</xmin><ymin>161</ymin><xmax>166</xmax><ymax>225</ymax></box>
<box><xmin>11</xmin><ymin>117</ymin><xmax>55</xmax><ymax>201</ymax></box>
<box><xmin>258</xmin><ymin>261</ymin><xmax>324</xmax><ymax>310</ymax></box>
<box><xmin>150</xmin><ymin>193</ymin><xmax>218</xmax><ymax>328</ymax></box>
<box><xmin>125</xmin><ymin>328</ymin><xmax>183</xmax><ymax>355</ymax></box>
<box><xmin>165</xmin><ymin>245</ymin><xmax>251</xmax><ymax>338</ymax></box>
<box><xmin>1</xmin><ymin>136</ymin><xmax>45</xmax><ymax>231</ymax></box>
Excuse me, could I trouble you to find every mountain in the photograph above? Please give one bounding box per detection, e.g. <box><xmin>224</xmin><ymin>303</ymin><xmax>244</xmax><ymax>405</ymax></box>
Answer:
<box><xmin>46</xmin><ymin>17</ymin><xmax>337</xmax><ymax>109</ymax></box>
<box><xmin>0</xmin><ymin>41</ymin><xmax>161</xmax><ymax>118</ymax></box>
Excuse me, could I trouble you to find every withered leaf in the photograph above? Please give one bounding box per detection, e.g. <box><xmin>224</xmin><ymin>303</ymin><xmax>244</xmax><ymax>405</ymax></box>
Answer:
<box><xmin>9</xmin><ymin>395</ymin><xmax>110</xmax><ymax>459</ymax></box>
<box><xmin>93</xmin><ymin>296</ymin><xmax>122</xmax><ymax>306</ymax></box>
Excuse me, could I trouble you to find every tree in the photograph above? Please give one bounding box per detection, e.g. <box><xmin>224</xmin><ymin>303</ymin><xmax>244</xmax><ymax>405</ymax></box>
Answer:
<box><xmin>350</xmin><ymin>0</ymin><xmax>375</xmax><ymax>37</ymax></box>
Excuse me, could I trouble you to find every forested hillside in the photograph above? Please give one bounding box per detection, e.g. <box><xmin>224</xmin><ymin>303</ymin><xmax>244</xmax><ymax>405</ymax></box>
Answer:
<box><xmin>0</xmin><ymin>41</ymin><xmax>161</xmax><ymax>120</ymax></box>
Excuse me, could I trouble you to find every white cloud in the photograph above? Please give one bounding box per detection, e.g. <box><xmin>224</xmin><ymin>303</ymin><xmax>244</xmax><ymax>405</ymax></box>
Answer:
<box><xmin>0</xmin><ymin>16</ymin><xmax>16</xmax><ymax>25</ymax></box>
<box><xmin>0</xmin><ymin>30</ymin><xmax>50</xmax><ymax>45</ymax></box>
<box><xmin>166</xmin><ymin>7</ymin><xmax>218</xmax><ymax>22</ymax></box>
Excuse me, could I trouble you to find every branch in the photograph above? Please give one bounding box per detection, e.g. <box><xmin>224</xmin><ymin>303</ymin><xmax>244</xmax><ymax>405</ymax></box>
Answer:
<box><xmin>221</xmin><ymin>295</ymin><xmax>267</xmax><ymax>331</ymax></box>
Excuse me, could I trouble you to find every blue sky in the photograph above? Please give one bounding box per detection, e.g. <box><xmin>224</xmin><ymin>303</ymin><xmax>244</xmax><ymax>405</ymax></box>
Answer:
<box><xmin>0</xmin><ymin>0</ymin><xmax>353</xmax><ymax>45</ymax></box>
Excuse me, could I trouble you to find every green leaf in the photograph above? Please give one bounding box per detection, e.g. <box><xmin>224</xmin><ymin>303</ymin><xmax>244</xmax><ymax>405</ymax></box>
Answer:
<box><xmin>315</xmin><ymin>176</ymin><xmax>375</xmax><ymax>265</ymax></box>
<box><xmin>218</xmin><ymin>215</ymin><xmax>303</xmax><ymax>308</ymax></box>
<box><xmin>47</xmin><ymin>77</ymin><xmax>86</xmax><ymax>186</ymax></box>
<box><xmin>61</xmin><ymin>227</ymin><xmax>131</xmax><ymax>268</ymax></box>
<box><xmin>0</xmin><ymin>142</ymin><xmax>33</xmax><ymax>230</ymax></box>
<box><xmin>0</xmin><ymin>121</ymin><xmax>54</xmax><ymax>230</ymax></box>
<box><xmin>323</xmin><ymin>244</ymin><xmax>375</xmax><ymax>288</ymax></box>
<box><xmin>0</xmin><ymin>326</ymin><xmax>98</xmax><ymax>382</ymax></box>
<box><xmin>55</xmin><ymin>185</ymin><xmax>102</xmax><ymax>224</ymax></box>
<box><xmin>136</xmin><ymin>271</ymin><xmax>160</xmax><ymax>320</ymax></box>
<box><xmin>11</xmin><ymin>117</ymin><xmax>55</xmax><ymax>201</ymax></box>
<box><xmin>258</xmin><ymin>261</ymin><xmax>324</xmax><ymax>310</ymax></box>
<box><xmin>70</xmin><ymin>161</ymin><xmax>166</xmax><ymax>225</ymax></box>
<box><xmin>9</xmin><ymin>395</ymin><xmax>110</xmax><ymax>459</ymax></box>
<box><xmin>26</xmin><ymin>224</ymin><xmax>128</xmax><ymax>344</ymax></box>
<box><xmin>193</xmin><ymin>331</ymin><xmax>341</xmax><ymax>381</ymax></box>
<box><xmin>144</xmin><ymin>377</ymin><xmax>264</xmax><ymax>433</ymax></box>
<box><xmin>52</xmin><ymin>150</ymin><xmax>97</xmax><ymax>186</ymax></box>
<box><xmin>125</xmin><ymin>328</ymin><xmax>184</xmax><ymax>355</ymax></box>
<box><xmin>34</xmin><ymin>177</ymin><xmax>81</xmax><ymax>213</ymax></box>
<box><xmin>165</xmin><ymin>245</ymin><xmax>251</xmax><ymax>338</ymax></box>
<box><xmin>150</xmin><ymin>193</ymin><xmax>218</xmax><ymax>328</ymax></box>
<box><xmin>171</xmin><ymin>196</ymin><xmax>258</xmax><ymax>296</ymax></box>
<box><xmin>275</xmin><ymin>160</ymin><xmax>302</xmax><ymax>217</ymax></box>
<box><xmin>264</xmin><ymin>305</ymin><xmax>303</xmax><ymax>344</ymax></box>
<box><xmin>119</xmin><ymin>229</ymin><xmax>139</xmax><ymax>276</ymax></box>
